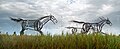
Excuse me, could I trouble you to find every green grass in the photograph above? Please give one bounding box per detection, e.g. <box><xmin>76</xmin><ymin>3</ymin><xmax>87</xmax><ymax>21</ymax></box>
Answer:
<box><xmin>0</xmin><ymin>33</ymin><xmax>120</xmax><ymax>49</ymax></box>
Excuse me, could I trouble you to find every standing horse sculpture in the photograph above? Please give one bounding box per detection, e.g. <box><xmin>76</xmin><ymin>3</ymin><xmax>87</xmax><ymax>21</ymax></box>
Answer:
<box><xmin>10</xmin><ymin>15</ymin><xmax>57</xmax><ymax>35</ymax></box>
<box><xmin>70</xmin><ymin>17</ymin><xmax>112</xmax><ymax>34</ymax></box>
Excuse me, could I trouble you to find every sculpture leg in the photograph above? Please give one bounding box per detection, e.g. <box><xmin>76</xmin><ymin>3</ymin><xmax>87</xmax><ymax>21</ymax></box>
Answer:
<box><xmin>81</xmin><ymin>24</ymin><xmax>90</xmax><ymax>34</ymax></box>
<box><xmin>81</xmin><ymin>28</ymin><xmax>87</xmax><ymax>34</ymax></box>
<box><xmin>20</xmin><ymin>29</ymin><xmax>25</xmax><ymax>35</ymax></box>
<box><xmin>38</xmin><ymin>30</ymin><xmax>44</xmax><ymax>35</ymax></box>
<box><xmin>72</xmin><ymin>28</ymin><xmax>77</xmax><ymax>34</ymax></box>
<box><xmin>98</xmin><ymin>28</ymin><xmax>107</xmax><ymax>35</ymax></box>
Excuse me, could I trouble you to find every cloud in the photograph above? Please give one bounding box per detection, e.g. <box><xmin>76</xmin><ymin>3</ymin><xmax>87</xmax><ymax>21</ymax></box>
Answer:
<box><xmin>98</xmin><ymin>4</ymin><xmax>113</xmax><ymax>15</ymax></box>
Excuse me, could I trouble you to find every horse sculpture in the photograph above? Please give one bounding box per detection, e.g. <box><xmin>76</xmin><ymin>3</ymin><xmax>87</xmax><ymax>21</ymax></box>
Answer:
<box><xmin>70</xmin><ymin>17</ymin><xmax>112</xmax><ymax>34</ymax></box>
<box><xmin>10</xmin><ymin>15</ymin><xmax>57</xmax><ymax>35</ymax></box>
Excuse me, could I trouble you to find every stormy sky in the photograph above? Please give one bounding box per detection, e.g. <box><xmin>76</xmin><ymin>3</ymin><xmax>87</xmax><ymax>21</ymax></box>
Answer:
<box><xmin>0</xmin><ymin>0</ymin><xmax>120</xmax><ymax>35</ymax></box>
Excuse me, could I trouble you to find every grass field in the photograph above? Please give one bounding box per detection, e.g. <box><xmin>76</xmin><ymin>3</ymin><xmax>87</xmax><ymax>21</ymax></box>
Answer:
<box><xmin>0</xmin><ymin>33</ymin><xmax>120</xmax><ymax>49</ymax></box>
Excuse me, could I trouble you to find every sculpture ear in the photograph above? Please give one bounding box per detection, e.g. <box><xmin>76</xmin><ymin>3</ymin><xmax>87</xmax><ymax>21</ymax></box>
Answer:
<box><xmin>99</xmin><ymin>16</ymin><xmax>106</xmax><ymax>20</ymax></box>
<box><xmin>99</xmin><ymin>17</ymin><xmax>104</xmax><ymax>20</ymax></box>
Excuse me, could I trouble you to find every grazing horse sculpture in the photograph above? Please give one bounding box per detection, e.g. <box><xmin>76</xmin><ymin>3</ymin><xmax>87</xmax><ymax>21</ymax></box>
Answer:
<box><xmin>70</xmin><ymin>17</ymin><xmax>112</xmax><ymax>34</ymax></box>
<box><xmin>10</xmin><ymin>15</ymin><xmax>57</xmax><ymax>35</ymax></box>
<box><xmin>66</xmin><ymin>27</ymin><xmax>81</xmax><ymax>34</ymax></box>
<box><xmin>66</xmin><ymin>27</ymin><xmax>77</xmax><ymax>34</ymax></box>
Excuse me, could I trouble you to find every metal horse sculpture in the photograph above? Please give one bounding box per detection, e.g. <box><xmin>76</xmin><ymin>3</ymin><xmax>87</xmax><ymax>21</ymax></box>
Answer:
<box><xmin>70</xmin><ymin>17</ymin><xmax>112</xmax><ymax>34</ymax></box>
<box><xmin>10</xmin><ymin>15</ymin><xmax>57</xmax><ymax>35</ymax></box>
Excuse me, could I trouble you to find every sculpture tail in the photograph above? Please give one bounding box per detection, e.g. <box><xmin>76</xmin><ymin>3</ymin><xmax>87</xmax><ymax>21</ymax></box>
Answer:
<box><xmin>10</xmin><ymin>17</ymin><xmax>23</xmax><ymax>22</ymax></box>
<box><xmin>70</xmin><ymin>20</ymin><xmax>85</xmax><ymax>24</ymax></box>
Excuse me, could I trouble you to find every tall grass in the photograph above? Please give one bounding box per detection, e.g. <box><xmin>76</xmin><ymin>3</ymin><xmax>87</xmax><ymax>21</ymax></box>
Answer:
<box><xmin>0</xmin><ymin>33</ymin><xmax>120</xmax><ymax>49</ymax></box>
